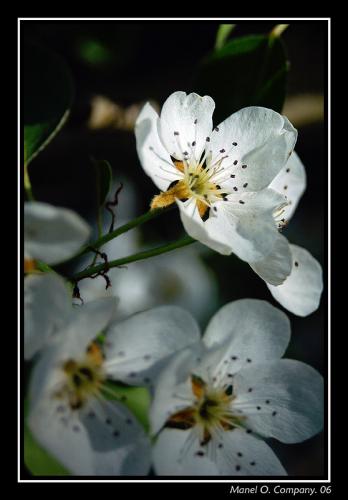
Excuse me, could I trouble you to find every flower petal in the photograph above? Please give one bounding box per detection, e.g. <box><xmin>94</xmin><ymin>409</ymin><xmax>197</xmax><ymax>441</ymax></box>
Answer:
<box><xmin>250</xmin><ymin>233</ymin><xmax>292</xmax><ymax>285</ymax></box>
<box><xmin>152</xmin><ymin>427</ymin><xmax>286</xmax><ymax>476</ymax></box>
<box><xmin>29</xmin><ymin>393</ymin><xmax>151</xmax><ymax>475</ymax></box>
<box><xmin>28</xmin><ymin>297</ymin><xmax>118</xmax><ymax>406</ymax></box>
<box><xmin>177</xmin><ymin>198</ymin><xmax>232</xmax><ymax>255</ymax></box>
<box><xmin>158</xmin><ymin>91</ymin><xmax>215</xmax><ymax>162</ymax></box>
<box><xmin>203</xmin><ymin>299</ymin><xmax>291</xmax><ymax>376</ymax></box>
<box><xmin>135</xmin><ymin>102</ymin><xmax>181</xmax><ymax>191</ymax></box>
<box><xmin>28</xmin><ymin>395</ymin><xmax>94</xmax><ymax>474</ymax></box>
<box><xmin>24</xmin><ymin>274</ymin><xmax>72</xmax><ymax>360</ymax></box>
<box><xmin>209</xmin><ymin>107</ymin><xmax>297</xmax><ymax>191</ymax></box>
<box><xmin>268</xmin><ymin>151</ymin><xmax>306</xmax><ymax>222</ymax></box>
<box><xmin>150</xmin><ymin>347</ymin><xmax>200</xmax><ymax>435</ymax></box>
<box><xmin>212</xmin><ymin>428</ymin><xmax>287</xmax><ymax>476</ymax></box>
<box><xmin>25</xmin><ymin>202</ymin><xmax>91</xmax><ymax>265</ymax></box>
<box><xmin>233</xmin><ymin>359</ymin><xmax>324</xmax><ymax>443</ymax></box>
<box><xmin>267</xmin><ymin>245</ymin><xmax>323</xmax><ymax>316</ymax></box>
<box><xmin>62</xmin><ymin>297</ymin><xmax>119</xmax><ymax>358</ymax></box>
<box><xmin>104</xmin><ymin>306</ymin><xmax>201</xmax><ymax>387</ymax></box>
<box><xmin>153</xmin><ymin>428</ymin><xmax>218</xmax><ymax>476</ymax></box>
<box><xmin>178</xmin><ymin>189</ymin><xmax>285</xmax><ymax>262</ymax></box>
<box><xmin>80</xmin><ymin>399</ymin><xmax>151</xmax><ymax>475</ymax></box>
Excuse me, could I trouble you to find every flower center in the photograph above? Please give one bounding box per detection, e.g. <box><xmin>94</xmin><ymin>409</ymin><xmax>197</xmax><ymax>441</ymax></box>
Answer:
<box><xmin>166</xmin><ymin>374</ymin><xmax>244</xmax><ymax>444</ymax></box>
<box><xmin>55</xmin><ymin>342</ymin><xmax>106</xmax><ymax>410</ymax></box>
<box><xmin>151</xmin><ymin>158</ymin><xmax>228</xmax><ymax>218</ymax></box>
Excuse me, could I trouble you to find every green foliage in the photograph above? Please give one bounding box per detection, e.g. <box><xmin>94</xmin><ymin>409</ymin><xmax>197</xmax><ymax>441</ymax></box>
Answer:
<box><xmin>78</xmin><ymin>39</ymin><xmax>113</xmax><ymax>66</ymax></box>
<box><xmin>193</xmin><ymin>33</ymin><xmax>288</xmax><ymax>123</ymax></box>
<box><xmin>23</xmin><ymin>41</ymin><xmax>74</xmax><ymax>165</ymax></box>
<box><xmin>215</xmin><ymin>24</ymin><xmax>236</xmax><ymax>51</ymax></box>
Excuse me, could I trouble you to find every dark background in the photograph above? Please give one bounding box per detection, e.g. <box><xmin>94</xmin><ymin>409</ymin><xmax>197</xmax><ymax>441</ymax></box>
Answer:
<box><xmin>22</xmin><ymin>20</ymin><xmax>327</xmax><ymax>477</ymax></box>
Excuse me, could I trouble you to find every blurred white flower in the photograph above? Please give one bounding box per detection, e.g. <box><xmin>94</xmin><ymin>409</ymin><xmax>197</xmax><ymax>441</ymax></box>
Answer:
<box><xmin>26</xmin><ymin>273</ymin><xmax>201</xmax><ymax>475</ymax></box>
<box><xmin>75</xmin><ymin>225</ymin><xmax>218</xmax><ymax>323</ymax></box>
<box><xmin>150</xmin><ymin>299</ymin><xmax>324</xmax><ymax>476</ymax></box>
<box><xmin>24</xmin><ymin>202</ymin><xmax>90</xmax><ymax>270</ymax></box>
<box><xmin>135</xmin><ymin>91</ymin><xmax>323</xmax><ymax>316</ymax></box>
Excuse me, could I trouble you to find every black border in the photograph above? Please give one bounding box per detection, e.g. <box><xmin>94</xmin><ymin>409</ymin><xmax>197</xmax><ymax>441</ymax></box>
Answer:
<box><xmin>18</xmin><ymin>16</ymin><xmax>331</xmax><ymax>485</ymax></box>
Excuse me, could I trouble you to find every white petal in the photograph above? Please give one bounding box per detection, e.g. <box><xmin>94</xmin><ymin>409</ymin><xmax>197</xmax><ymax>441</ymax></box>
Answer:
<box><xmin>29</xmin><ymin>395</ymin><xmax>94</xmax><ymax>474</ymax></box>
<box><xmin>150</xmin><ymin>347</ymin><xmax>200</xmax><ymax>435</ymax></box>
<box><xmin>61</xmin><ymin>297</ymin><xmax>119</xmax><ymax>359</ymax></box>
<box><xmin>209</xmin><ymin>107</ymin><xmax>297</xmax><ymax>191</ymax></box>
<box><xmin>80</xmin><ymin>399</ymin><xmax>151</xmax><ymax>475</ymax></box>
<box><xmin>135</xmin><ymin>102</ymin><xmax>181</xmax><ymax>191</ymax></box>
<box><xmin>24</xmin><ymin>202</ymin><xmax>91</xmax><ymax>265</ymax></box>
<box><xmin>28</xmin><ymin>297</ymin><xmax>118</xmax><ymax>409</ymax></box>
<box><xmin>213</xmin><ymin>428</ymin><xmax>286</xmax><ymax>476</ymax></box>
<box><xmin>158</xmin><ymin>91</ymin><xmax>215</xmax><ymax>162</ymax></box>
<box><xmin>29</xmin><ymin>393</ymin><xmax>151</xmax><ymax>475</ymax></box>
<box><xmin>233</xmin><ymin>359</ymin><xmax>324</xmax><ymax>443</ymax></box>
<box><xmin>267</xmin><ymin>245</ymin><xmax>323</xmax><ymax>316</ymax></box>
<box><xmin>153</xmin><ymin>427</ymin><xmax>286</xmax><ymax>476</ymax></box>
<box><xmin>203</xmin><ymin>299</ymin><xmax>291</xmax><ymax>377</ymax></box>
<box><xmin>24</xmin><ymin>273</ymin><xmax>72</xmax><ymax>360</ymax></box>
<box><xmin>153</xmin><ymin>428</ymin><xmax>218</xmax><ymax>476</ymax></box>
<box><xmin>29</xmin><ymin>339</ymin><xmax>67</xmax><ymax>408</ymax></box>
<box><xmin>104</xmin><ymin>306</ymin><xmax>201</xmax><ymax>387</ymax></box>
<box><xmin>268</xmin><ymin>151</ymin><xmax>306</xmax><ymax>222</ymax></box>
<box><xmin>177</xmin><ymin>198</ymin><xmax>232</xmax><ymax>255</ymax></box>
<box><xmin>250</xmin><ymin>233</ymin><xmax>292</xmax><ymax>285</ymax></box>
<box><xmin>178</xmin><ymin>189</ymin><xmax>285</xmax><ymax>262</ymax></box>
<box><xmin>209</xmin><ymin>190</ymin><xmax>286</xmax><ymax>262</ymax></box>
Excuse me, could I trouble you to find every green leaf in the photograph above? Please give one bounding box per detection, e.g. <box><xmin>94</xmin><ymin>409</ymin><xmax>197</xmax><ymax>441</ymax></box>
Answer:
<box><xmin>78</xmin><ymin>39</ymin><xmax>113</xmax><ymax>67</ymax></box>
<box><xmin>193</xmin><ymin>34</ymin><xmax>288</xmax><ymax>123</ymax></box>
<box><xmin>215</xmin><ymin>24</ymin><xmax>236</xmax><ymax>51</ymax></box>
<box><xmin>93</xmin><ymin>159</ymin><xmax>113</xmax><ymax>209</ymax></box>
<box><xmin>23</xmin><ymin>41</ymin><xmax>74</xmax><ymax>165</ymax></box>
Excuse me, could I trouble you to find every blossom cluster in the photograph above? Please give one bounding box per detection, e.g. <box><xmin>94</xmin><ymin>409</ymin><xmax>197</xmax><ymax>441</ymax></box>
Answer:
<box><xmin>24</xmin><ymin>92</ymin><xmax>324</xmax><ymax>477</ymax></box>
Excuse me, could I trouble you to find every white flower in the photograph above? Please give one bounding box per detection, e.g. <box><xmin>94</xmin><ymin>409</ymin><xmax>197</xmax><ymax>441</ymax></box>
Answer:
<box><xmin>135</xmin><ymin>91</ymin><xmax>323</xmax><ymax>316</ymax></box>
<box><xmin>24</xmin><ymin>201</ymin><xmax>91</xmax><ymax>270</ymax></box>
<box><xmin>26</xmin><ymin>274</ymin><xmax>201</xmax><ymax>475</ymax></box>
<box><xmin>150</xmin><ymin>299</ymin><xmax>324</xmax><ymax>476</ymax></box>
<box><xmin>75</xmin><ymin>224</ymin><xmax>218</xmax><ymax>323</ymax></box>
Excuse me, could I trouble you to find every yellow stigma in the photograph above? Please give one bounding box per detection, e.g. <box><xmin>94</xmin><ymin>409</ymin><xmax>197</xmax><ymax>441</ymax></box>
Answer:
<box><xmin>151</xmin><ymin>160</ymin><xmax>226</xmax><ymax>219</ymax></box>
<box><xmin>55</xmin><ymin>342</ymin><xmax>106</xmax><ymax>410</ymax></box>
